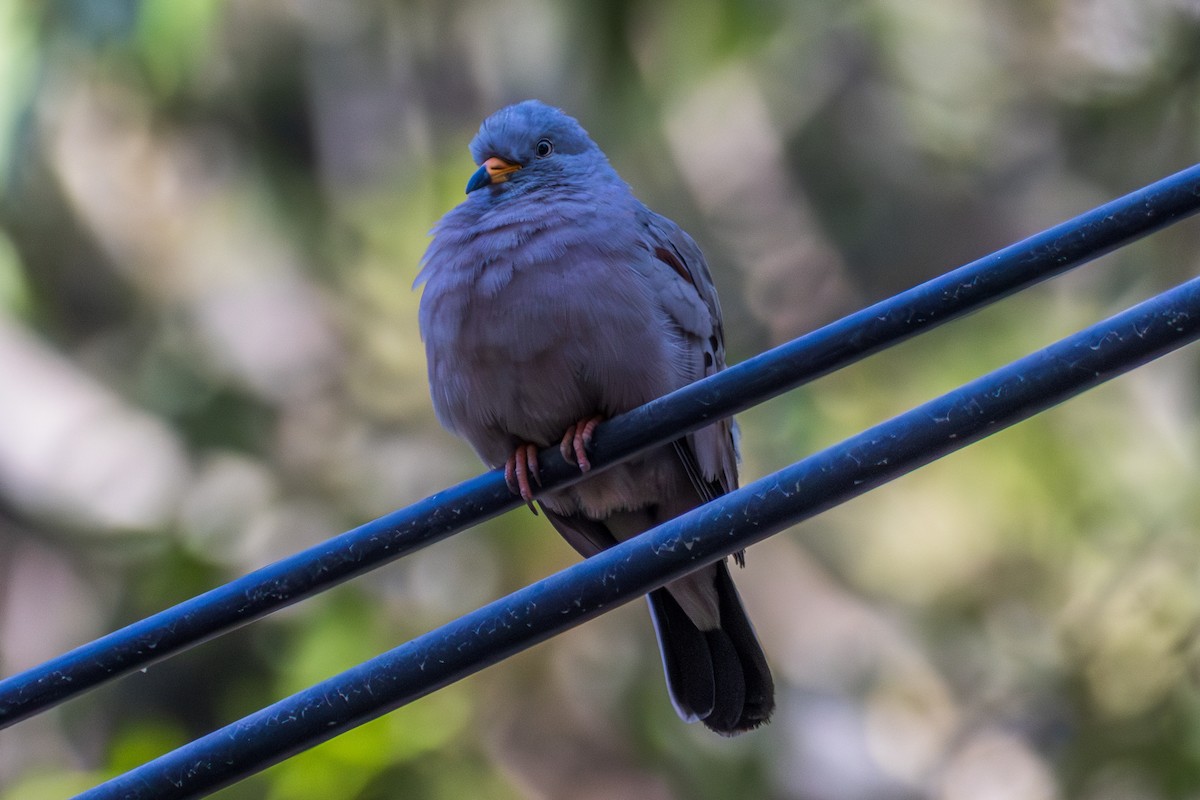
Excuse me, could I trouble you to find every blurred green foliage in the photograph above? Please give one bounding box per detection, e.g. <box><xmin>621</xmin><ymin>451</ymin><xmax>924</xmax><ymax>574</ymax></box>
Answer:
<box><xmin>1</xmin><ymin>0</ymin><xmax>1200</xmax><ymax>798</ymax></box>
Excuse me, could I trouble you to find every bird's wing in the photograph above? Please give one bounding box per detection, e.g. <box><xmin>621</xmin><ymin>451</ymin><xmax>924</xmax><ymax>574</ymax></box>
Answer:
<box><xmin>540</xmin><ymin>505</ymin><xmax>619</xmax><ymax>558</ymax></box>
<box><xmin>636</xmin><ymin>206</ymin><xmax>740</xmax><ymax>498</ymax></box>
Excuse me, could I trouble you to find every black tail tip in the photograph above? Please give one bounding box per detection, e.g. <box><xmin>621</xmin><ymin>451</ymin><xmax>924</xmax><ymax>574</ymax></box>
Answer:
<box><xmin>703</xmin><ymin>716</ymin><xmax>773</xmax><ymax>736</ymax></box>
<box><xmin>698</xmin><ymin>627</ymin><xmax>776</xmax><ymax>736</ymax></box>
<box><xmin>706</xmin><ymin>690</ymin><xmax>775</xmax><ymax>736</ymax></box>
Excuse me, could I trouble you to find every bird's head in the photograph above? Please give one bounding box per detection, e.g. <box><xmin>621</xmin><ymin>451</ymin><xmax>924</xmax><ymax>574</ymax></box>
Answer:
<box><xmin>465</xmin><ymin>100</ymin><xmax>603</xmax><ymax>194</ymax></box>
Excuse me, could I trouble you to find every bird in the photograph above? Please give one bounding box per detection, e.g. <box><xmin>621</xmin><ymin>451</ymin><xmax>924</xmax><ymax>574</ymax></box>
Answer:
<box><xmin>416</xmin><ymin>100</ymin><xmax>774</xmax><ymax>735</ymax></box>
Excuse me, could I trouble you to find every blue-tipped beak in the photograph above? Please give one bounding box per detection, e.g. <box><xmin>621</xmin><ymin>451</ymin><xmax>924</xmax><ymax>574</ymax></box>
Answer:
<box><xmin>466</xmin><ymin>156</ymin><xmax>521</xmax><ymax>193</ymax></box>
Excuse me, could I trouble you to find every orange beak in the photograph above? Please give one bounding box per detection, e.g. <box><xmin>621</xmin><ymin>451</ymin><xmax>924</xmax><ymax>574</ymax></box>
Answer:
<box><xmin>466</xmin><ymin>156</ymin><xmax>522</xmax><ymax>193</ymax></box>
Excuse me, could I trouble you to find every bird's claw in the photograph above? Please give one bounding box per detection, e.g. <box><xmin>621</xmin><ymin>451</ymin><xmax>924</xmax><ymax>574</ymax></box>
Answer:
<box><xmin>504</xmin><ymin>443</ymin><xmax>541</xmax><ymax>513</ymax></box>
<box><xmin>559</xmin><ymin>415</ymin><xmax>604</xmax><ymax>473</ymax></box>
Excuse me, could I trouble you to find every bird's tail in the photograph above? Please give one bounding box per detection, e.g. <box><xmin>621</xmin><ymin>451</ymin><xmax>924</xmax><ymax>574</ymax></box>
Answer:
<box><xmin>648</xmin><ymin>560</ymin><xmax>775</xmax><ymax>735</ymax></box>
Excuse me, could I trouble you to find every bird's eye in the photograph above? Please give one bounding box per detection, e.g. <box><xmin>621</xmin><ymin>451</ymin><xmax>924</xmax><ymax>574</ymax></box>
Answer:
<box><xmin>535</xmin><ymin>138</ymin><xmax>554</xmax><ymax>158</ymax></box>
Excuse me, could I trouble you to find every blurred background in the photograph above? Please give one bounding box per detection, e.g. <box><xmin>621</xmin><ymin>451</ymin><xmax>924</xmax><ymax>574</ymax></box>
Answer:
<box><xmin>1</xmin><ymin>0</ymin><xmax>1200</xmax><ymax>798</ymax></box>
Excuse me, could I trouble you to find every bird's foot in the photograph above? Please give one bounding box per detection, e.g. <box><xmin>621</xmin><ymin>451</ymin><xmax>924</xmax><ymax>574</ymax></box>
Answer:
<box><xmin>504</xmin><ymin>443</ymin><xmax>541</xmax><ymax>513</ymax></box>
<box><xmin>559</xmin><ymin>415</ymin><xmax>605</xmax><ymax>473</ymax></box>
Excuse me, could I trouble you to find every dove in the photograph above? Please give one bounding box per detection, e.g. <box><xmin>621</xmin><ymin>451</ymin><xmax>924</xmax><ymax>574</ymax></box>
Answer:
<box><xmin>416</xmin><ymin>100</ymin><xmax>774</xmax><ymax>734</ymax></box>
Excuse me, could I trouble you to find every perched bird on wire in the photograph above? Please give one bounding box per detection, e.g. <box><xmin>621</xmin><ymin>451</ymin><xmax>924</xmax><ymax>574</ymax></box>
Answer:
<box><xmin>417</xmin><ymin>100</ymin><xmax>774</xmax><ymax>735</ymax></box>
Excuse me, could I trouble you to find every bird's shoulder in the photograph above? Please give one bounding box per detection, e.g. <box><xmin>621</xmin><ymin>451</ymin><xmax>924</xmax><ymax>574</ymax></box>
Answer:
<box><xmin>632</xmin><ymin>203</ymin><xmax>726</xmax><ymax>366</ymax></box>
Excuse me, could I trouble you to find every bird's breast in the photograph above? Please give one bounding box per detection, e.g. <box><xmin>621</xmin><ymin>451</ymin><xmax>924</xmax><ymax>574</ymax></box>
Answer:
<box><xmin>421</xmin><ymin>235</ymin><xmax>679</xmax><ymax>464</ymax></box>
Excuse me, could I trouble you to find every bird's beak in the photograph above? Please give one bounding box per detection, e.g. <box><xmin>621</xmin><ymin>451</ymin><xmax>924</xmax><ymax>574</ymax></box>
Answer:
<box><xmin>466</xmin><ymin>156</ymin><xmax>521</xmax><ymax>193</ymax></box>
